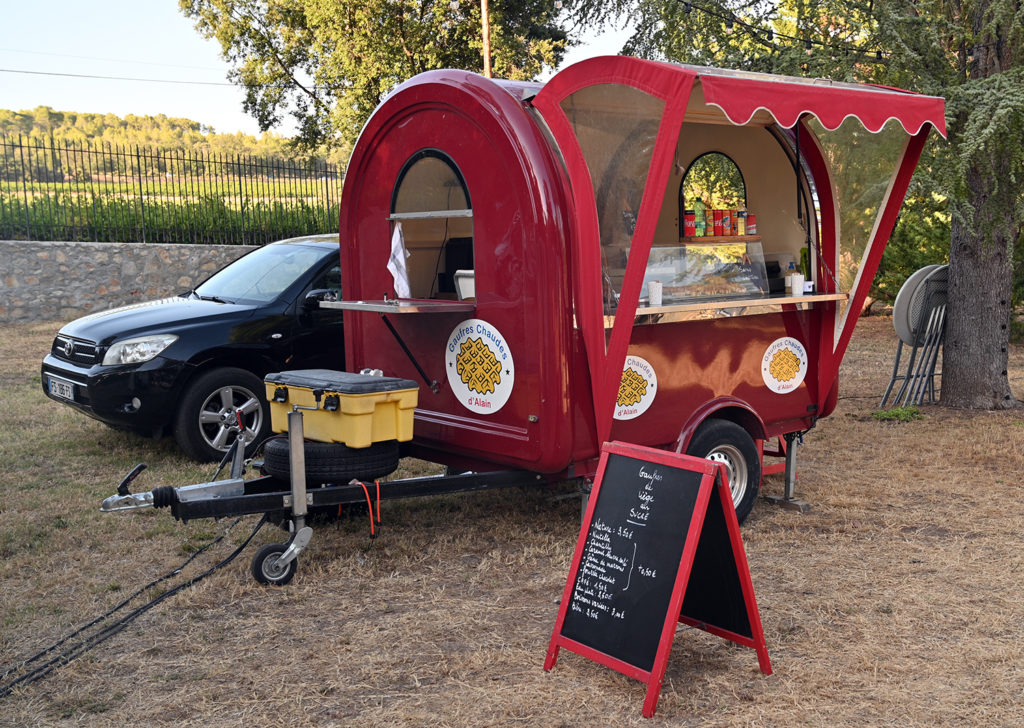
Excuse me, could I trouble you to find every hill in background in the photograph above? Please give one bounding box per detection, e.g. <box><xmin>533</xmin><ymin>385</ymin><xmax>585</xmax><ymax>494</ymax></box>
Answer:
<box><xmin>0</xmin><ymin>105</ymin><xmax>344</xmax><ymax>167</ymax></box>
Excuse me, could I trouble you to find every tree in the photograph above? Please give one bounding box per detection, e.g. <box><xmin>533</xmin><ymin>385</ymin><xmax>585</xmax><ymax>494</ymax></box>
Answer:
<box><xmin>569</xmin><ymin>0</ymin><xmax>1021</xmax><ymax>409</ymax></box>
<box><xmin>179</xmin><ymin>0</ymin><xmax>568</xmax><ymax>155</ymax></box>
<box><xmin>933</xmin><ymin>0</ymin><xmax>1022</xmax><ymax>408</ymax></box>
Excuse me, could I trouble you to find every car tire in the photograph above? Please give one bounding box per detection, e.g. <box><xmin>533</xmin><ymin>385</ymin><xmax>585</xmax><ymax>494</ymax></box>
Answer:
<box><xmin>174</xmin><ymin>367</ymin><xmax>270</xmax><ymax>462</ymax></box>
<box><xmin>686</xmin><ymin>418</ymin><xmax>760</xmax><ymax>524</ymax></box>
<box><xmin>262</xmin><ymin>438</ymin><xmax>400</xmax><ymax>485</ymax></box>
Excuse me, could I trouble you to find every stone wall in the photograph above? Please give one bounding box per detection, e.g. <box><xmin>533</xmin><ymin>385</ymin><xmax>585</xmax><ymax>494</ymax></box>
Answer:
<box><xmin>1</xmin><ymin>240</ymin><xmax>257</xmax><ymax>324</ymax></box>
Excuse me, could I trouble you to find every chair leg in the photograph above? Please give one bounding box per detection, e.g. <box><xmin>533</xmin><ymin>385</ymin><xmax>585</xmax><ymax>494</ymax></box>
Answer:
<box><xmin>880</xmin><ymin>341</ymin><xmax>905</xmax><ymax>407</ymax></box>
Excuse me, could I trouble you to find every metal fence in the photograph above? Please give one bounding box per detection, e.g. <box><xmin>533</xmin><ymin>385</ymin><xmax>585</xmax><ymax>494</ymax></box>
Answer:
<box><xmin>0</xmin><ymin>134</ymin><xmax>344</xmax><ymax>245</ymax></box>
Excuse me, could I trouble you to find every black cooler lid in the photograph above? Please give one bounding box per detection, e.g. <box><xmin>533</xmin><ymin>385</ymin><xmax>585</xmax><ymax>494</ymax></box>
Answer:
<box><xmin>265</xmin><ymin>369</ymin><xmax>418</xmax><ymax>394</ymax></box>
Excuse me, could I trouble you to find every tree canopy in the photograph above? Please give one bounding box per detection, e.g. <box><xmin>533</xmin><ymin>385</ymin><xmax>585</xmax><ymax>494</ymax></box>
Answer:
<box><xmin>179</xmin><ymin>0</ymin><xmax>568</xmax><ymax>155</ymax></box>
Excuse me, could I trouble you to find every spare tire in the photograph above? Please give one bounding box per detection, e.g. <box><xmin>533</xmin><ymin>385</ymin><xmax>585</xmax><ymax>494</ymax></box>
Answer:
<box><xmin>263</xmin><ymin>438</ymin><xmax>400</xmax><ymax>484</ymax></box>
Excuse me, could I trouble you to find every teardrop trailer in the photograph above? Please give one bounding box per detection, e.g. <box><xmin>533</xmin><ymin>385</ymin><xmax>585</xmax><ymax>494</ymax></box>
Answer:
<box><xmin>101</xmin><ymin>56</ymin><xmax>945</xmax><ymax>584</ymax></box>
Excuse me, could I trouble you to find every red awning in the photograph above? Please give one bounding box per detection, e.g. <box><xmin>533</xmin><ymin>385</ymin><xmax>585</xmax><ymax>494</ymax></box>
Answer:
<box><xmin>696</xmin><ymin>68</ymin><xmax>947</xmax><ymax>137</ymax></box>
<box><xmin>541</xmin><ymin>57</ymin><xmax>946</xmax><ymax>138</ymax></box>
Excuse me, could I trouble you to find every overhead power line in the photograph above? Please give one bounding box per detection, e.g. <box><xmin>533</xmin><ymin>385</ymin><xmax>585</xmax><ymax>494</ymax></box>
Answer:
<box><xmin>0</xmin><ymin>67</ymin><xmax>330</xmax><ymax>93</ymax></box>
<box><xmin>673</xmin><ymin>0</ymin><xmax>889</xmax><ymax>62</ymax></box>
<box><xmin>0</xmin><ymin>45</ymin><xmax>226</xmax><ymax>73</ymax></box>
<box><xmin>0</xmin><ymin>67</ymin><xmax>234</xmax><ymax>87</ymax></box>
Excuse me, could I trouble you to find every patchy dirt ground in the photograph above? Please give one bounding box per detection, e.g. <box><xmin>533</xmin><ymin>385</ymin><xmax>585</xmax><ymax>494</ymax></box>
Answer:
<box><xmin>1</xmin><ymin>317</ymin><xmax>1022</xmax><ymax>727</ymax></box>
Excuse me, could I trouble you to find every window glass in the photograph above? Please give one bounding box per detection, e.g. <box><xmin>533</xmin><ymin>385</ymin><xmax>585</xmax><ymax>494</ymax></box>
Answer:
<box><xmin>681</xmin><ymin>152</ymin><xmax>746</xmax><ymax>215</ymax></box>
<box><xmin>196</xmin><ymin>244</ymin><xmax>328</xmax><ymax>304</ymax></box>
<box><xmin>391</xmin><ymin>151</ymin><xmax>473</xmax><ymax>298</ymax></box>
<box><xmin>312</xmin><ymin>265</ymin><xmax>341</xmax><ymax>297</ymax></box>
<box><xmin>808</xmin><ymin>117</ymin><xmax>907</xmax><ymax>322</ymax></box>
<box><xmin>560</xmin><ymin>85</ymin><xmax>666</xmax><ymax>314</ymax></box>
<box><xmin>393</xmin><ymin>152</ymin><xmax>470</xmax><ymax>213</ymax></box>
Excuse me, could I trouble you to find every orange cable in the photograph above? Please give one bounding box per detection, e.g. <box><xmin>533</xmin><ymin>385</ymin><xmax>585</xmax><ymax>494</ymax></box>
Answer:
<box><xmin>358</xmin><ymin>481</ymin><xmax>375</xmax><ymax>538</ymax></box>
<box><xmin>375</xmin><ymin>480</ymin><xmax>381</xmax><ymax>525</ymax></box>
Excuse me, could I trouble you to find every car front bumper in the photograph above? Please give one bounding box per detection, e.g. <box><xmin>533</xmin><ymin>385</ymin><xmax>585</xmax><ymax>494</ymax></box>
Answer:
<box><xmin>41</xmin><ymin>354</ymin><xmax>192</xmax><ymax>434</ymax></box>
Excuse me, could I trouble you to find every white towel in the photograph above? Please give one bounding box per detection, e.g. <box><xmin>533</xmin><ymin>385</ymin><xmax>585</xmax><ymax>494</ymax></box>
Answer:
<box><xmin>386</xmin><ymin>222</ymin><xmax>411</xmax><ymax>298</ymax></box>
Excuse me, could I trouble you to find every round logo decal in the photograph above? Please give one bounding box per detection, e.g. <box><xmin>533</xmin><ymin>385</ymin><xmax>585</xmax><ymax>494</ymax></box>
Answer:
<box><xmin>614</xmin><ymin>355</ymin><xmax>658</xmax><ymax>420</ymax></box>
<box><xmin>761</xmin><ymin>337</ymin><xmax>809</xmax><ymax>394</ymax></box>
<box><xmin>445</xmin><ymin>319</ymin><xmax>515</xmax><ymax>414</ymax></box>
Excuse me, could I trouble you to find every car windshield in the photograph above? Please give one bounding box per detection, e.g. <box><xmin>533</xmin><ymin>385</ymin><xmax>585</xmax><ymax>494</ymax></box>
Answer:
<box><xmin>194</xmin><ymin>244</ymin><xmax>329</xmax><ymax>304</ymax></box>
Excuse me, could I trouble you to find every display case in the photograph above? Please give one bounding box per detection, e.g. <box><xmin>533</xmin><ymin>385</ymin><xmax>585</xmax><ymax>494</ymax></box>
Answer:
<box><xmin>642</xmin><ymin>239</ymin><xmax>769</xmax><ymax>303</ymax></box>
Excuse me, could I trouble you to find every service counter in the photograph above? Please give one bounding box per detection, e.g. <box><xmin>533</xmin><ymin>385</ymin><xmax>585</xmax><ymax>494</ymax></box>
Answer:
<box><xmin>604</xmin><ymin>292</ymin><xmax>847</xmax><ymax>328</ymax></box>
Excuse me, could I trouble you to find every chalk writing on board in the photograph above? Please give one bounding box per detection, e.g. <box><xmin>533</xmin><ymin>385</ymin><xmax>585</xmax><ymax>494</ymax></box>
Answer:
<box><xmin>568</xmin><ymin>464</ymin><xmax>665</xmax><ymax>624</ymax></box>
<box><xmin>546</xmin><ymin>441</ymin><xmax>773</xmax><ymax>719</ymax></box>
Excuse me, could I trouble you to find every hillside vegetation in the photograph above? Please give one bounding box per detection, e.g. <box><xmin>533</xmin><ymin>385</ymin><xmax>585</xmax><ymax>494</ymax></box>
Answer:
<box><xmin>0</xmin><ymin>105</ymin><xmax>346</xmax><ymax>167</ymax></box>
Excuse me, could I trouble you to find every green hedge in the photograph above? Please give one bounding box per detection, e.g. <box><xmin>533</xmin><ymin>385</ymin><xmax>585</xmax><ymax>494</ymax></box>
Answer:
<box><xmin>0</xmin><ymin>191</ymin><xmax>339</xmax><ymax>245</ymax></box>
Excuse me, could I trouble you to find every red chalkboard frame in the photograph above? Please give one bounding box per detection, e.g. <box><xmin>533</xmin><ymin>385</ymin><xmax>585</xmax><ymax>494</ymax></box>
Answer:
<box><xmin>544</xmin><ymin>441</ymin><xmax>771</xmax><ymax>718</ymax></box>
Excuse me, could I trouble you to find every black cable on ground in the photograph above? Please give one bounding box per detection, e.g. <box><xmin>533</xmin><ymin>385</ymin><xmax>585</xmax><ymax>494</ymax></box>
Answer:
<box><xmin>1</xmin><ymin>514</ymin><xmax>244</xmax><ymax>685</ymax></box>
<box><xmin>0</xmin><ymin>513</ymin><xmax>267</xmax><ymax>699</ymax></box>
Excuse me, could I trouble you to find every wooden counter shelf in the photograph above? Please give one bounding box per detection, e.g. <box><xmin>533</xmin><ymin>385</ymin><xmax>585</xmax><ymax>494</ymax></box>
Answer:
<box><xmin>603</xmin><ymin>292</ymin><xmax>848</xmax><ymax>327</ymax></box>
<box><xmin>676</xmin><ymin>235</ymin><xmax>762</xmax><ymax>244</ymax></box>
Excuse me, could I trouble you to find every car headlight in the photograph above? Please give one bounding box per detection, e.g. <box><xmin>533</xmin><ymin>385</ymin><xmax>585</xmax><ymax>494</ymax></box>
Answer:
<box><xmin>102</xmin><ymin>334</ymin><xmax>179</xmax><ymax>365</ymax></box>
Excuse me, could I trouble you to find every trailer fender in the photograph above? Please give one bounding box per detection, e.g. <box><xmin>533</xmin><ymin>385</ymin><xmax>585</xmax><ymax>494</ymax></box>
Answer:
<box><xmin>673</xmin><ymin>400</ymin><xmax>766</xmax><ymax>523</ymax></box>
<box><xmin>672</xmin><ymin>398</ymin><xmax>767</xmax><ymax>455</ymax></box>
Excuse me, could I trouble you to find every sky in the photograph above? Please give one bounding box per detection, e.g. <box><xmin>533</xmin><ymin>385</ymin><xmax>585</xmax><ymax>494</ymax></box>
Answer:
<box><xmin>1</xmin><ymin>1</ymin><xmax>632</xmax><ymax>138</ymax></box>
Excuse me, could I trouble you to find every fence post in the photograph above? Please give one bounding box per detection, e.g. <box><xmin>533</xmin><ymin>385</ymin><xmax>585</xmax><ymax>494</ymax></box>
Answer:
<box><xmin>135</xmin><ymin>146</ymin><xmax>146</xmax><ymax>243</ymax></box>
<box><xmin>18</xmin><ymin>134</ymin><xmax>31</xmax><ymax>240</ymax></box>
<box><xmin>236</xmin><ymin>152</ymin><xmax>244</xmax><ymax>245</ymax></box>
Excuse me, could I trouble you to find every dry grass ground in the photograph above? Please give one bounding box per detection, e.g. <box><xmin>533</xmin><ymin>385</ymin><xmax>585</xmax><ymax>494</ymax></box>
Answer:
<box><xmin>1</xmin><ymin>317</ymin><xmax>1022</xmax><ymax>727</ymax></box>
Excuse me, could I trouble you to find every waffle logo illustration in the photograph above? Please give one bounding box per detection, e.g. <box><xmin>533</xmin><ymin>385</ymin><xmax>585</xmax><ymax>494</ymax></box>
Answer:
<box><xmin>456</xmin><ymin>337</ymin><xmax>501</xmax><ymax>394</ymax></box>
<box><xmin>617</xmin><ymin>368</ymin><xmax>648</xmax><ymax>407</ymax></box>
<box><xmin>769</xmin><ymin>348</ymin><xmax>802</xmax><ymax>383</ymax></box>
<box><xmin>446</xmin><ymin>319</ymin><xmax>515</xmax><ymax>414</ymax></box>
<box><xmin>614</xmin><ymin>355</ymin><xmax>658</xmax><ymax>420</ymax></box>
<box><xmin>761</xmin><ymin>337</ymin><xmax>808</xmax><ymax>394</ymax></box>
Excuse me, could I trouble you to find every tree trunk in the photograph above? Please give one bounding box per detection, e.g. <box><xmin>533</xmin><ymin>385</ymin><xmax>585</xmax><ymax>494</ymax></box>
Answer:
<box><xmin>942</xmin><ymin>158</ymin><xmax>1019</xmax><ymax>409</ymax></box>
<box><xmin>941</xmin><ymin>0</ymin><xmax>1021</xmax><ymax>410</ymax></box>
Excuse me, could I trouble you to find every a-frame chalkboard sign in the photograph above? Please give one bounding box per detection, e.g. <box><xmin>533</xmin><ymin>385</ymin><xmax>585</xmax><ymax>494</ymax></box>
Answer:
<box><xmin>544</xmin><ymin>441</ymin><xmax>772</xmax><ymax>718</ymax></box>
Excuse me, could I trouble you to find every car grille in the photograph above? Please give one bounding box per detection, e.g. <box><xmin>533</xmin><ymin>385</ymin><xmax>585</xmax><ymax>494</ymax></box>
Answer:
<box><xmin>53</xmin><ymin>335</ymin><xmax>101</xmax><ymax>365</ymax></box>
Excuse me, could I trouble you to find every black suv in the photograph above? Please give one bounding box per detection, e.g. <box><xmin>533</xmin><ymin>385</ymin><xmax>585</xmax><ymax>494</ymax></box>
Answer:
<box><xmin>41</xmin><ymin>234</ymin><xmax>345</xmax><ymax>461</ymax></box>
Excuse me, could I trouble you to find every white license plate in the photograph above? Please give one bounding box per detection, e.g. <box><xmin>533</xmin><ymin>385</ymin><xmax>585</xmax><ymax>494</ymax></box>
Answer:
<box><xmin>47</xmin><ymin>376</ymin><xmax>76</xmax><ymax>401</ymax></box>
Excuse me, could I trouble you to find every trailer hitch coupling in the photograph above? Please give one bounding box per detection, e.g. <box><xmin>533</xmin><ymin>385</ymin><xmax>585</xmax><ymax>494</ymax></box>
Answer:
<box><xmin>101</xmin><ymin>489</ymin><xmax>155</xmax><ymax>512</ymax></box>
<box><xmin>100</xmin><ymin>461</ymin><xmax>245</xmax><ymax>513</ymax></box>
<box><xmin>101</xmin><ymin>463</ymin><xmax>154</xmax><ymax>512</ymax></box>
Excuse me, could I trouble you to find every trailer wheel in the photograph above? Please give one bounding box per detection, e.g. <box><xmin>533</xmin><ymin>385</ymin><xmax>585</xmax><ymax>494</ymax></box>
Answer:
<box><xmin>262</xmin><ymin>438</ymin><xmax>400</xmax><ymax>485</ymax></box>
<box><xmin>686</xmin><ymin>419</ymin><xmax>760</xmax><ymax>524</ymax></box>
<box><xmin>251</xmin><ymin>543</ymin><xmax>296</xmax><ymax>586</ymax></box>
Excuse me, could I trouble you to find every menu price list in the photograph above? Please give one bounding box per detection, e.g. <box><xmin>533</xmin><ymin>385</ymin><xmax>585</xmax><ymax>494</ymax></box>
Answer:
<box><xmin>560</xmin><ymin>459</ymin><xmax>700</xmax><ymax>672</ymax></box>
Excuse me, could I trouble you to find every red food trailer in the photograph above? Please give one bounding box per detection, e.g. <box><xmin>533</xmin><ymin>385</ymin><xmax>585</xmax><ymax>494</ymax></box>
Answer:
<box><xmin>333</xmin><ymin>56</ymin><xmax>945</xmax><ymax>516</ymax></box>
<box><xmin>102</xmin><ymin>56</ymin><xmax>945</xmax><ymax>584</ymax></box>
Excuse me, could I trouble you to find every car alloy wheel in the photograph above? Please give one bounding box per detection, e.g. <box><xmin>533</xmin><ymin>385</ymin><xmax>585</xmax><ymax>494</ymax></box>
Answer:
<box><xmin>174</xmin><ymin>367</ymin><xmax>270</xmax><ymax>462</ymax></box>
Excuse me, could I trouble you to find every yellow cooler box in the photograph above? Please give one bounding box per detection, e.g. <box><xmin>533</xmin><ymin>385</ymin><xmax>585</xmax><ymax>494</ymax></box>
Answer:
<box><xmin>265</xmin><ymin>370</ymin><xmax>419</xmax><ymax>448</ymax></box>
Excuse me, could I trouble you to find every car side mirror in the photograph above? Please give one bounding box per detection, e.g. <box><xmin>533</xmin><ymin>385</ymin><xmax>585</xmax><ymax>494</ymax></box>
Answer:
<box><xmin>304</xmin><ymin>289</ymin><xmax>338</xmax><ymax>311</ymax></box>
